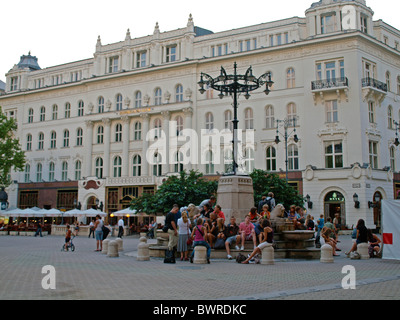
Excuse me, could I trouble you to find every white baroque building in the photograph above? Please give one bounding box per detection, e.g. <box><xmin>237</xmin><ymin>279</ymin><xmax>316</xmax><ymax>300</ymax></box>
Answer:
<box><xmin>2</xmin><ymin>0</ymin><xmax>400</xmax><ymax>230</ymax></box>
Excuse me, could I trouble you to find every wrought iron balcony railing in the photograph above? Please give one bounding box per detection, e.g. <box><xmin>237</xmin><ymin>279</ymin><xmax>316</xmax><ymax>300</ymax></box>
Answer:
<box><xmin>361</xmin><ymin>77</ymin><xmax>388</xmax><ymax>92</ymax></box>
<box><xmin>311</xmin><ymin>77</ymin><xmax>349</xmax><ymax>90</ymax></box>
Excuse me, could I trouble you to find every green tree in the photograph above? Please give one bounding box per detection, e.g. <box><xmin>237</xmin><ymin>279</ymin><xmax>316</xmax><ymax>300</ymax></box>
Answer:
<box><xmin>130</xmin><ymin>170</ymin><xmax>218</xmax><ymax>214</ymax></box>
<box><xmin>0</xmin><ymin>106</ymin><xmax>26</xmax><ymax>187</ymax></box>
<box><xmin>250</xmin><ymin>169</ymin><xmax>305</xmax><ymax>211</ymax></box>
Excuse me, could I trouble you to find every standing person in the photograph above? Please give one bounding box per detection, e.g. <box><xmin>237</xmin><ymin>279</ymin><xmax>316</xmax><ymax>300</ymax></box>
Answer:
<box><xmin>315</xmin><ymin>214</ymin><xmax>325</xmax><ymax>246</ymax></box>
<box><xmin>88</xmin><ymin>218</ymin><xmax>95</xmax><ymax>238</ymax></box>
<box><xmin>239</xmin><ymin>214</ymin><xmax>257</xmax><ymax>250</ymax></box>
<box><xmin>257</xmin><ymin>196</ymin><xmax>267</xmax><ymax>214</ymax></box>
<box><xmin>267</xmin><ymin>192</ymin><xmax>276</xmax><ymax>210</ymax></box>
<box><xmin>117</xmin><ymin>217</ymin><xmax>124</xmax><ymax>238</ymax></box>
<box><xmin>189</xmin><ymin>218</ymin><xmax>211</xmax><ymax>264</ymax></box>
<box><xmin>34</xmin><ymin>220</ymin><xmax>43</xmax><ymax>237</ymax></box>
<box><xmin>333</xmin><ymin>213</ymin><xmax>341</xmax><ymax>242</ymax></box>
<box><xmin>224</xmin><ymin>216</ymin><xmax>240</xmax><ymax>260</ymax></box>
<box><xmin>345</xmin><ymin>219</ymin><xmax>368</xmax><ymax>256</ymax></box>
<box><xmin>177</xmin><ymin>211</ymin><xmax>191</xmax><ymax>261</ymax></box>
<box><xmin>165</xmin><ymin>204</ymin><xmax>180</xmax><ymax>253</ymax></box>
<box><xmin>198</xmin><ymin>196</ymin><xmax>216</xmax><ymax>211</ymax></box>
<box><xmin>94</xmin><ymin>214</ymin><xmax>104</xmax><ymax>252</ymax></box>
<box><xmin>242</xmin><ymin>219</ymin><xmax>274</xmax><ymax>264</ymax></box>
<box><xmin>74</xmin><ymin>221</ymin><xmax>80</xmax><ymax>236</ymax></box>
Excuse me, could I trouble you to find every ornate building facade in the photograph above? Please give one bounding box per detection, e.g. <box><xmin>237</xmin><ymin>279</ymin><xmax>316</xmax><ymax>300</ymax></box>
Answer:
<box><xmin>2</xmin><ymin>0</ymin><xmax>400</xmax><ymax>229</ymax></box>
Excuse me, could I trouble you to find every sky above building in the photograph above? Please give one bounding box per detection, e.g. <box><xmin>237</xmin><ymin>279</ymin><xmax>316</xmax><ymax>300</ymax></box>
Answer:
<box><xmin>1</xmin><ymin>0</ymin><xmax>400</xmax><ymax>83</ymax></box>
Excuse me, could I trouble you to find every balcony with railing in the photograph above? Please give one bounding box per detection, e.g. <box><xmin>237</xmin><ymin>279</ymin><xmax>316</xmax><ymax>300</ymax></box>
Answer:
<box><xmin>361</xmin><ymin>77</ymin><xmax>387</xmax><ymax>105</ymax></box>
<box><xmin>311</xmin><ymin>77</ymin><xmax>349</xmax><ymax>105</ymax></box>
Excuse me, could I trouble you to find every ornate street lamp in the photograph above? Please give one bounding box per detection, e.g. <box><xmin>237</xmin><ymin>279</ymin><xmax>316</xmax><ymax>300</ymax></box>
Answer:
<box><xmin>198</xmin><ymin>62</ymin><xmax>273</xmax><ymax>175</ymax></box>
<box><xmin>274</xmin><ymin>117</ymin><xmax>299</xmax><ymax>182</ymax></box>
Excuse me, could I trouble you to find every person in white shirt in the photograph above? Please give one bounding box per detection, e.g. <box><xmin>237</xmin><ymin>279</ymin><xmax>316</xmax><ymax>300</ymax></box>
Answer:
<box><xmin>177</xmin><ymin>211</ymin><xmax>191</xmax><ymax>261</ymax></box>
<box><xmin>117</xmin><ymin>218</ymin><xmax>124</xmax><ymax>238</ymax></box>
<box><xmin>88</xmin><ymin>218</ymin><xmax>95</xmax><ymax>238</ymax></box>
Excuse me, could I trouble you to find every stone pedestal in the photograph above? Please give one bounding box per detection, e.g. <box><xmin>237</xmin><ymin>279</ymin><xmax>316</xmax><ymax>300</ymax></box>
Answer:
<box><xmin>193</xmin><ymin>246</ymin><xmax>207</xmax><ymax>264</ymax></box>
<box><xmin>107</xmin><ymin>240</ymin><xmax>119</xmax><ymax>257</ymax></box>
<box><xmin>320</xmin><ymin>244</ymin><xmax>334</xmax><ymax>263</ymax></box>
<box><xmin>261</xmin><ymin>243</ymin><xmax>274</xmax><ymax>265</ymax></box>
<box><xmin>357</xmin><ymin>243</ymin><xmax>370</xmax><ymax>259</ymax></box>
<box><xmin>216</xmin><ymin>175</ymin><xmax>254</xmax><ymax>223</ymax></box>
<box><xmin>102</xmin><ymin>239</ymin><xmax>110</xmax><ymax>254</ymax></box>
<box><xmin>116</xmin><ymin>237</ymin><xmax>123</xmax><ymax>251</ymax></box>
<box><xmin>137</xmin><ymin>236</ymin><xmax>150</xmax><ymax>261</ymax></box>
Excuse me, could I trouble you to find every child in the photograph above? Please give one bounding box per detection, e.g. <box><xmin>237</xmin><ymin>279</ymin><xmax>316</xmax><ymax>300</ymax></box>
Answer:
<box><xmin>65</xmin><ymin>225</ymin><xmax>72</xmax><ymax>251</ymax></box>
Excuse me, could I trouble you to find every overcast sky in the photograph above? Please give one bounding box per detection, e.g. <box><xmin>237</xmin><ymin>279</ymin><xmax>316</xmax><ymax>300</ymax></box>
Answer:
<box><xmin>1</xmin><ymin>0</ymin><xmax>400</xmax><ymax>83</ymax></box>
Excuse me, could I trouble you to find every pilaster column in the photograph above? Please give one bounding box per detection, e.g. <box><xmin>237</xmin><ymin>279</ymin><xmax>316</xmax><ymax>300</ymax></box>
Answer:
<box><xmin>85</xmin><ymin>120</ymin><xmax>94</xmax><ymax>177</ymax></box>
<box><xmin>102</xmin><ymin>118</ymin><xmax>111</xmax><ymax>178</ymax></box>
<box><xmin>162</xmin><ymin>111</ymin><xmax>170</xmax><ymax>174</ymax></box>
<box><xmin>140</xmin><ymin>114</ymin><xmax>150</xmax><ymax>176</ymax></box>
<box><xmin>122</xmin><ymin>116</ymin><xmax>130</xmax><ymax>177</ymax></box>
<box><xmin>183</xmin><ymin>107</ymin><xmax>193</xmax><ymax>171</ymax></box>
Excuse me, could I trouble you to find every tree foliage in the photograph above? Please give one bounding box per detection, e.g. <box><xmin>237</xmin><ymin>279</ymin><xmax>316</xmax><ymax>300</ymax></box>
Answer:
<box><xmin>250</xmin><ymin>169</ymin><xmax>305</xmax><ymax>211</ymax></box>
<box><xmin>0</xmin><ymin>106</ymin><xmax>26</xmax><ymax>187</ymax></box>
<box><xmin>130</xmin><ymin>170</ymin><xmax>218</xmax><ymax>214</ymax></box>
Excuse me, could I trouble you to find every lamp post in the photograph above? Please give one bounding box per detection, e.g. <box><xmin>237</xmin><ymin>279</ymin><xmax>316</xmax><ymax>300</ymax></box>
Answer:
<box><xmin>274</xmin><ymin>117</ymin><xmax>299</xmax><ymax>182</ymax></box>
<box><xmin>198</xmin><ymin>62</ymin><xmax>273</xmax><ymax>175</ymax></box>
<box><xmin>393</xmin><ymin>120</ymin><xmax>400</xmax><ymax>147</ymax></box>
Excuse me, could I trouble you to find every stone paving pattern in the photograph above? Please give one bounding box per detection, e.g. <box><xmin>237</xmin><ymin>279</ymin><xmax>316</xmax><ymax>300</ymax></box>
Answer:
<box><xmin>0</xmin><ymin>234</ymin><xmax>399</xmax><ymax>300</ymax></box>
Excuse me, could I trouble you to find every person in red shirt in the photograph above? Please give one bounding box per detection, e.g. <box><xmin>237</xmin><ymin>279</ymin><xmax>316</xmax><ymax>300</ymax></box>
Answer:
<box><xmin>213</xmin><ymin>205</ymin><xmax>225</xmax><ymax>222</ymax></box>
<box><xmin>65</xmin><ymin>225</ymin><xmax>72</xmax><ymax>251</ymax></box>
<box><xmin>239</xmin><ymin>214</ymin><xmax>257</xmax><ymax>250</ymax></box>
<box><xmin>248</xmin><ymin>207</ymin><xmax>261</xmax><ymax>224</ymax></box>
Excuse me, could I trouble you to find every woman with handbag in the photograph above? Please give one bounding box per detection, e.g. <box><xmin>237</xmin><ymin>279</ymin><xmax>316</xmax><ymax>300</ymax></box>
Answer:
<box><xmin>177</xmin><ymin>211</ymin><xmax>191</xmax><ymax>261</ymax></box>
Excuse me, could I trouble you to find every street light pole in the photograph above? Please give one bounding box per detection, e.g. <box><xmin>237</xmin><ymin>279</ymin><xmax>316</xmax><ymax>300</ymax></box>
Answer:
<box><xmin>275</xmin><ymin>117</ymin><xmax>299</xmax><ymax>182</ymax></box>
<box><xmin>198</xmin><ymin>62</ymin><xmax>273</xmax><ymax>175</ymax></box>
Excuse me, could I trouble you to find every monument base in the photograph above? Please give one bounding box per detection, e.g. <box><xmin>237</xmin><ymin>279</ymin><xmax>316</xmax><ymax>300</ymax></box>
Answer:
<box><xmin>216</xmin><ymin>174</ymin><xmax>254</xmax><ymax>223</ymax></box>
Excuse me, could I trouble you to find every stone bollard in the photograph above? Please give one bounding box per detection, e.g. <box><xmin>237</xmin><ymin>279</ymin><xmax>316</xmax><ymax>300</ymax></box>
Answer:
<box><xmin>320</xmin><ymin>244</ymin><xmax>334</xmax><ymax>263</ymax></box>
<box><xmin>193</xmin><ymin>246</ymin><xmax>207</xmax><ymax>264</ymax></box>
<box><xmin>102</xmin><ymin>239</ymin><xmax>110</xmax><ymax>254</ymax></box>
<box><xmin>107</xmin><ymin>240</ymin><xmax>119</xmax><ymax>257</ymax></box>
<box><xmin>115</xmin><ymin>237</ymin><xmax>123</xmax><ymax>252</ymax></box>
<box><xmin>261</xmin><ymin>243</ymin><xmax>274</xmax><ymax>265</ymax></box>
<box><xmin>357</xmin><ymin>243</ymin><xmax>370</xmax><ymax>259</ymax></box>
<box><xmin>137</xmin><ymin>236</ymin><xmax>150</xmax><ymax>261</ymax></box>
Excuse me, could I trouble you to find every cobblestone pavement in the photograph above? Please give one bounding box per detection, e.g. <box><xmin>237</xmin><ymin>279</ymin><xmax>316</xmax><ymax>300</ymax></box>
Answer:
<box><xmin>0</xmin><ymin>234</ymin><xmax>399</xmax><ymax>300</ymax></box>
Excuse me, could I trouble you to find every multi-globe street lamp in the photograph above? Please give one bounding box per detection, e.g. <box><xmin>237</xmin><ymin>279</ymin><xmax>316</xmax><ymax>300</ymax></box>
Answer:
<box><xmin>198</xmin><ymin>62</ymin><xmax>273</xmax><ymax>175</ymax></box>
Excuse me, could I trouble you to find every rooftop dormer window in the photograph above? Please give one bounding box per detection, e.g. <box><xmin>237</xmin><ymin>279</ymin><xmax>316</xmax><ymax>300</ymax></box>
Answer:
<box><xmin>109</xmin><ymin>56</ymin><xmax>119</xmax><ymax>73</ymax></box>
<box><xmin>321</xmin><ymin>13</ymin><xmax>336</xmax><ymax>34</ymax></box>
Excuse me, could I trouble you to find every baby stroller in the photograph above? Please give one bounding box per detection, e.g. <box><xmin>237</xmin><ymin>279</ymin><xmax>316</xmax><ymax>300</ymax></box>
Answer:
<box><xmin>61</xmin><ymin>235</ymin><xmax>76</xmax><ymax>252</ymax></box>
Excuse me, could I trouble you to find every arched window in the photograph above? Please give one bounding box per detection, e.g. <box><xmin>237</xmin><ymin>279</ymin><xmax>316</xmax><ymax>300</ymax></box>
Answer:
<box><xmin>76</xmin><ymin>128</ymin><xmax>83</xmax><ymax>146</ymax></box>
<box><xmin>288</xmin><ymin>144</ymin><xmax>299</xmax><ymax>170</ymax></box>
<box><xmin>132</xmin><ymin>155</ymin><xmax>142</xmax><ymax>177</ymax></box>
<box><xmin>154</xmin><ymin>118</ymin><xmax>162</xmax><ymax>139</ymax></box>
<box><xmin>65</xmin><ymin>103</ymin><xmax>71</xmax><ymax>118</ymax></box>
<box><xmin>224</xmin><ymin>148</ymin><xmax>233</xmax><ymax>173</ymax></box>
<box><xmin>75</xmin><ymin>160</ymin><xmax>82</xmax><ymax>180</ymax></box>
<box><xmin>153</xmin><ymin>153</ymin><xmax>162</xmax><ymax>176</ymax></box>
<box><xmin>26</xmin><ymin>134</ymin><xmax>32</xmax><ymax>151</ymax></box>
<box><xmin>176</xmin><ymin>84</ymin><xmax>183</xmax><ymax>102</ymax></box>
<box><xmin>224</xmin><ymin>110</ymin><xmax>233</xmax><ymax>132</ymax></box>
<box><xmin>265</xmin><ymin>105</ymin><xmax>275</xmax><ymax>129</ymax></box>
<box><xmin>244</xmin><ymin>107</ymin><xmax>254</xmax><ymax>129</ymax></box>
<box><xmin>388</xmin><ymin>105</ymin><xmax>393</xmax><ymax>129</ymax></box>
<box><xmin>155</xmin><ymin>88</ymin><xmax>162</xmax><ymax>105</ymax></box>
<box><xmin>50</xmin><ymin>131</ymin><xmax>57</xmax><ymax>149</ymax></box>
<box><xmin>205</xmin><ymin>150</ymin><xmax>214</xmax><ymax>174</ymax></box>
<box><xmin>287</xmin><ymin>103</ymin><xmax>297</xmax><ymax>123</ymax></box>
<box><xmin>36</xmin><ymin>163</ymin><xmax>42</xmax><ymax>182</ymax></box>
<box><xmin>115</xmin><ymin>123</ymin><xmax>122</xmax><ymax>142</ymax></box>
<box><xmin>63</xmin><ymin>129</ymin><xmax>70</xmax><ymax>147</ymax></box>
<box><xmin>52</xmin><ymin>104</ymin><xmax>58</xmax><ymax>120</ymax></box>
<box><xmin>287</xmin><ymin>68</ymin><xmax>295</xmax><ymax>88</ymax></box>
<box><xmin>78</xmin><ymin>100</ymin><xmax>84</xmax><ymax>117</ymax></box>
<box><xmin>38</xmin><ymin>132</ymin><xmax>44</xmax><ymax>150</ymax></box>
<box><xmin>24</xmin><ymin>164</ymin><xmax>30</xmax><ymax>183</ymax></box>
<box><xmin>135</xmin><ymin>91</ymin><xmax>142</xmax><ymax>108</ymax></box>
<box><xmin>175</xmin><ymin>116</ymin><xmax>183</xmax><ymax>136</ymax></box>
<box><xmin>174</xmin><ymin>151</ymin><xmax>184</xmax><ymax>173</ymax></box>
<box><xmin>49</xmin><ymin>162</ymin><xmax>55</xmax><ymax>182</ymax></box>
<box><xmin>244</xmin><ymin>148</ymin><xmax>255</xmax><ymax>173</ymax></box>
<box><xmin>386</xmin><ymin>71</ymin><xmax>391</xmax><ymax>92</ymax></box>
<box><xmin>390</xmin><ymin>146</ymin><xmax>396</xmax><ymax>172</ymax></box>
<box><xmin>95</xmin><ymin>157</ymin><xmax>103</xmax><ymax>178</ymax></box>
<box><xmin>113</xmin><ymin>156</ymin><xmax>122</xmax><ymax>177</ymax></box>
<box><xmin>98</xmin><ymin>96</ymin><xmax>105</xmax><ymax>113</ymax></box>
<box><xmin>40</xmin><ymin>106</ymin><xmax>46</xmax><ymax>122</ymax></box>
<box><xmin>134</xmin><ymin>121</ymin><xmax>142</xmax><ymax>140</ymax></box>
<box><xmin>266</xmin><ymin>146</ymin><xmax>276</xmax><ymax>171</ymax></box>
<box><xmin>205</xmin><ymin>112</ymin><xmax>214</xmax><ymax>131</ymax></box>
<box><xmin>28</xmin><ymin>108</ymin><xmax>34</xmax><ymax>123</ymax></box>
<box><xmin>97</xmin><ymin>126</ymin><xmax>104</xmax><ymax>144</ymax></box>
<box><xmin>61</xmin><ymin>161</ymin><xmax>68</xmax><ymax>181</ymax></box>
<box><xmin>116</xmin><ymin>94</ymin><xmax>123</xmax><ymax>111</ymax></box>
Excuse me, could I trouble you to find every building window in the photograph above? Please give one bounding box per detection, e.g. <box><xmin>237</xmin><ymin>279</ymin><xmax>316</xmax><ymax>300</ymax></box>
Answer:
<box><xmin>116</xmin><ymin>94</ymin><xmax>123</xmax><ymax>111</ymax></box>
<box><xmin>24</xmin><ymin>164</ymin><xmax>30</xmax><ymax>183</ymax></box>
<box><xmin>369</xmin><ymin>141</ymin><xmax>378</xmax><ymax>169</ymax></box>
<box><xmin>52</xmin><ymin>104</ymin><xmax>58</xmax><ymax>120</ymax></box>
<box><xmin>76</xmin><ymin>128</ymin><xmax>83</xmax><ymax>146</ymax></box>
<box><xmin>154</xmin><ymin>118</ymin><xmax>162</xmax><ymax>139</ymax></box>
<box><xmin>36</xmin><ymin>163</ymin><xmax>42</xmax><ymax>182</ymax></box>
<box><xmin>38</xmin><ymin>133</ymin><xmax>44</xmax><ymax>150</ymax></box>
<box><xmin>175</xmin><ymin>116</ymin><xmax>183</xmax><ymax>136</ymax></box>
<box><xmin>136</xmin><ymin>51</ymin><xmax>147</xmax><ymax>68</ymax></box>
<box><xmin>49</xmin><ymin>162</ymin><xmax>55</xmax><ymax>182</ymax></box>
<box><xmin>244</xmin><ymin>148</ymin><xmax>255</xmax><ymax>173</ymax></box>
<box><xmin>98</xmin><ymin>96</ymin><xmax>104</xmax><ymax>113</ymax></box>
<box><xmin>50</xmin><ymin>131</ymin><xmax>57</xmax><ymax>149</ymax></box>
<box><xmin>266</xmin><ymin>146</ymin><xmax>276</xmax><ymax>171</ymax></box>
<box><xmin>153</xmin><ymin>153</ymin><xmax>162</xmax><ymax>176</ymax></box>
<box><xmin>324</xmin><ymin>140</ymin><xmax>343</xmax><ymax>168</ymax></box>
<box><xmin>288</xmin><ymin>144</ymin><xmax>299</xmax><ymax>170</ymax></box>
<box><xmin>388</xmin><ymin>105</ymin><xmax>394</xmax><ymax>129</ymax></box>
<box><xmin>244</xmin><ymin>107</ymin><xmax>254</xmax><ymax>129</ymax></box>
<box><xmin>176</xmin><ymin>84</ymin><xmax>183</xmax><ymax>102</ymax></box>
<box><xmin>135</xmin><ymin>91</ymin><xmax>142</xmax><ymax>108</ymax></box>
<box><xmin>113</xmin><ymin>156</ymin><xmax>122</xmax><ymax>177</ymax></box>
<box><xmin>65</xmin><ymin>103</ymin><xmax>71</xmax><ymax>118</ymax></box>
<box><xmin>166</xmin><ymin>45</ymin><xmax>177</xmax><ymax>62</ymax></box>
<box><xmin>326</xmin><ymin>100</ymin><xmax>338</xmax><ymax>123</ymax></box>
<box><xmin>132</xmin><ymin>155</ymin><xmax>141</xmax><ymax>177</ymax></box>
<box><xmin>287</xmin><ymin>103</ymin><xmax>297</xmax><ymax>122</ymax></box>
<box><xmin>390</xmin><ymin>146</ymin><xmax>396</xmax><ymax>172</ymax></box>
<box><xmin>321</xmin><ymin>14</ymin><xmax>336</xmax><ymax>34</ymax></box>
<box><xmin>287</xmin><ymin>68</ymin><xmax>295</xmax><ymax>88</ymax></box>
<box><xmin>78</xmin><ymin>100</ymin><xmax>84</xmax><ymax>117</ymax></box>
<box><xmin>97</xmin><ymin>126</ymin><xmax>104</xmax><ymax>144</ymax></box>
<box><xmin>10</xmin><ymin>77</ymin><xmax>18</xmax><ymax>91</ymax></box>
<box><xmin>115</xmin><ymin>124</ymin><xmax>122</xmax><ymax>142</ymax></box>
<box><xmin>224</xmin><ymin>149</ymin><xmax>233</xmax><ymax>173</ymax></box>
<box><xmin>205</xmin><ymin>150</ymin><xmax>214</xmax><ymax>174</ymax></box>
<box><xmin>361</xmin><ymin>15</ymin><xmax>368</xmax><ymax>33</ymax></box>
<box><xmin>134</xmin><ymin>121</ymin><xmax>142</xmax><ymax>140</ymax></box>
<box><xmin>368</xmin><ymin>101</ymin><xmax>375</xmax><ymax>124</ymax></box>
<box><xmin>174</xmin><ymin>151</ymin><xmax>184</xmax><ymax>173</ymax></box>
<box><xmin>386</xmin><ymin>71</ymin><xmax>391</xmax><ymax>92</ymax></box>
<box><xmin>224</xmin><ymin>110</ymin><xmax>233</xmax><ymax>132</ymax></box>
<box><xmin>61</xmin><ymin>161</ymin><xmax>68</xmax><ymax>181</ymax></box>
<box><xmin>206</xmin><ymin>84</ymin><xmax>213</xmax><ymax>99</ymax></box>
<box><xmin>95</xmin><ymin>157</ymin><xmax>103</xmax><ymax>178</ymax></box>
<box><xmin>63</xmin><ymin>129</ymin><xmax>70</xmax><ymax>148</ymax></box>
<box><xmin>40</xmin><ymin>106</ymin><xmax>46</xmax><ymax>122</ymax></box>
<box><xmin>75</xmin><ymin>160</ymin><xmax>82</xmax><ymax>180</ymax></box>
<box><xmin>265</xmin><ymin>105</ymin><xmax>275</xmax><ymax>129</ymax></box>
<box><xmin>109</xmin><ymin>56</ymin><xmax>119</xmax><ymax>73</ymax></box>
<box><xmin>28</xmin><ymin>108</ymin><xmax>34</xmax><ymax>123</ymax></box>
<box><xmin>155</xmin><ymin>88</ymin><xmax>162</xmax><ymax>105</ymax></box>
<box><xmin>205</xmin><ymin>112</ymin><xmax>214</xmax><ymax>131</ymax></box>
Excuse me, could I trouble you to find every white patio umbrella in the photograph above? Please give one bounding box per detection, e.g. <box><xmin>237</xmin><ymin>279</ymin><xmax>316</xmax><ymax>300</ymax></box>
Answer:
<box><xmin>64</xmin><ymin>208</ymin><xmax>83</xmax><ymax>217</ymax></box>
<box><xmin>112</xmin><ymin>207</ymin><xmax>137</xmax><ymax>217</ymax></box>
<box><xmin>41</xmin><ymin>208</ymin><xmax>62</xmax><ymax>217</ymax></box>
<box><xmin>82</xmin><ymin>208</ymin><xmax>107</xmax><ymax>217</ymax></box>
